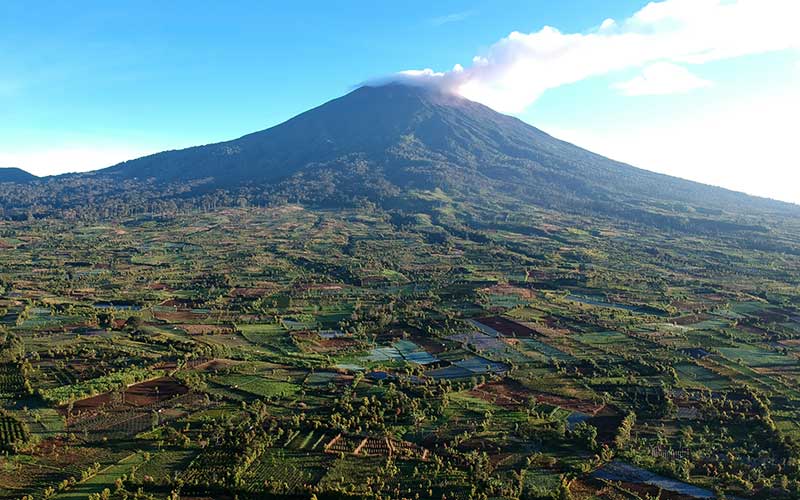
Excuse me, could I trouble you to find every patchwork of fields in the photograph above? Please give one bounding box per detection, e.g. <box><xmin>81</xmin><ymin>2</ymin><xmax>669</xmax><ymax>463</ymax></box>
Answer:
<box><xmin>0</xmin><ymin>206</ymin><xmax>799</xmax><ymax>499</ymax></box>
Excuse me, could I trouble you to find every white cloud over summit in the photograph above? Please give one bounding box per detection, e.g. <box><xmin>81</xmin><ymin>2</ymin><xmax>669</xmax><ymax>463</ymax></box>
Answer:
<box><xmin>387</xmin><ymin>0</ymin><xmax>800</xmax><ymax>112</ymax></box>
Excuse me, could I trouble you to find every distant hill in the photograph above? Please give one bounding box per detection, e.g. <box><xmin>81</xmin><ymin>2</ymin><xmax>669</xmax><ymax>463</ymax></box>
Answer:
<box><xmin>0</xmin><ymin>167</ymin><xmax>37</xmax><ymax>183</ymax></box>
<box><xmin>0</xmin><ymin>84</ymin><xmax>796</xmax><ymax>227</ymax></box>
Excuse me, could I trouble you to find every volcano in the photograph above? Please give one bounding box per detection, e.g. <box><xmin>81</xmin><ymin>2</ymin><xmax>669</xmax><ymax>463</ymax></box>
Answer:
<box><xmin>1</xmin><ymin>84</ymin><xmax>795</xmax><ymax>225</ymax></box>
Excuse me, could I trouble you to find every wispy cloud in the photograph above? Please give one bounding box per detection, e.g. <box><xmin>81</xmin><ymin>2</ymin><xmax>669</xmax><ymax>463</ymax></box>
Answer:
<box><xmin>613</xmin><ymin>62</ymin><xmax>712</xmax><ymax>96</ymax></box>
<box><xmin>428</xmin><ymin>10</ymin><xmax>477</xmax><ymax>27</ymax></box>
<box><xmin>379</xmin><ymin>0</ymin><xmax>800</xmax><ymax>112</ymax></box>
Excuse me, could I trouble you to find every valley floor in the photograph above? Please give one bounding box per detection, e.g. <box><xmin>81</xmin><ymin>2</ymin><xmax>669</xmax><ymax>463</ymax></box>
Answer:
<box><xmin>1</xmin><ymin>205</ymin><xmax>800</xmax><ymax>500</ymax></box>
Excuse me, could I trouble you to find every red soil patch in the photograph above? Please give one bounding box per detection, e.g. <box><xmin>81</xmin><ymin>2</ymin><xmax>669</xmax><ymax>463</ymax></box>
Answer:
<box><xmin>124</xmin><ymin>377</ymin><xmax>188</xmax><ymax>406</ymax></box>
<box><xmin>409</xmin><ymin>335</ymin><xmax>449</xmax><ymax>355</ymax></box>
<box><xmin>468</xmin><ymin>379</ymin><xmax>533</xmax><ymax>409</ymax></box>
<box><xmin>64</xmin><ymin>377</ymin><xmax>189</xmax><ymax>415</ymax></box>
<box><xmin>469</xmin><ymin>379</ymin><xmax>607</xmax><ymax>416</ymax></box>
<box><xmin>474</xmin><ymin>316</ymin><xmax>539</xmax><ymax>338</ymax></box>
<box><xmin>68</xmin><ymin>393</ymin><xmax>113</xmax><ymax>414</ymax></box>
<box><xmin>531</xmin><ymin>391</ymin><xmax>607</xmax><ymax>416</ymax></box>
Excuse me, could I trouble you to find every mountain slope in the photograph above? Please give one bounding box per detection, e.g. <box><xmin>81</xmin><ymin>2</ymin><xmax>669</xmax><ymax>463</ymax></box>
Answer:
<box><xmin>0</xmin><ymin>84</ymin><xmax>796</xmax><ymax>226</ymax></box>
<box><xmin>99</xmin><ymin>84</ymin><xmax>793</xmax><ymax>215</ymax></box>
<box><xmin>0</xmin><ymin>167</ymin><xmax>37</xmax><ymax>183</ymax></box>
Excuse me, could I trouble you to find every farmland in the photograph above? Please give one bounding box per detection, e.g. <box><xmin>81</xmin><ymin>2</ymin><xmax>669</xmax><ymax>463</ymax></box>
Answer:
<box><xmin>0</xmin><ymin>204</ymin><xmax>799</xmax><ymax>500</ymax></box>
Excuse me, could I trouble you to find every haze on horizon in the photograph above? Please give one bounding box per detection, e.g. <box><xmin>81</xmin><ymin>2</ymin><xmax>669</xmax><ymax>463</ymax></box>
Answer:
<box><xmin>1</xmin><ymin>0</ymin><xmax>799</xmax><ymax>203</ymax></box>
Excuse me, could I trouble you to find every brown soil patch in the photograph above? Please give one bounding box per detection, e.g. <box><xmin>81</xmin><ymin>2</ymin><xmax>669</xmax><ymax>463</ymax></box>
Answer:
<box><xmin>488</xmin><ymin>452</ymin><xmax>514</xmax><ymax>467</ymax></box>
<box><xmin>457</xmin><ymin>437</ymin><xmax>503</xmax><ymax>455</ymax></box>
<box><xmin>291</xmin><ymin>331</ymin><xmax>359</xmax><ymax>353</ymax></box>
<box><xmin>670</xmin><ymin>300</ymin><xmax>707</xmax><ymax>311</ymax></box>
<box><xmin>531</xmin><ymin>391</ymin><xmax>607</xmax><ymax>416</ymax></box>
<box><xmin>123</xmin><ymin>377</ymin><xmax>189</xmax><ymax>406</ymax></box>
<box><xmin>409</xmin><ymin>335</ymin><xmax>449</xmax><ymax>355</ymax></box>
<box><xmin>176</xmin><ymin>323</ymin><xmax>236</xmax><ymax>335</ymax></box>
<box><xmin>480</xmin><ymin>284</ymin><xmax>534</xmax><ymax>299</ymax></box>
<box><xmin>673</xmin><ymin>313</ymin><xmax>711</xmax><ymax>326</ymax></box>
<box><xmin>230</xmin><ymin>287</ymin><xmax>277</xmax><ymax>298</ymax></box>
<box><xmin>468</xmin><ymin>379</ymin><xmax>607</xmax><ymax>416</ymax></box>
<box><xmin>193</xmin><ymin>359</ymin><xmax>242</xmax><ymax>372</ymax></box>
<box><xmin>300</xmin><ymin>283</ymin><xmax>343</xmax><ymax>291</ymax></box>
<box><xmin>160</xmin><ymin>298</ymin><xmax>202</xmax><ymax>309</ymax></box>
<box><xmin>474</xmin><ymin>316</ymin><xmax>539</xmax><ymax>338</ymax></box>
<box><xmin>68</xmin><ymin>393</ymin><xmax>112</xmax><ymax>414</ymax></box>
<box><xmin>64</xmin><ymin>377</ymin><xmax>189</xmax><ymax>415</ymax></box>
<box><xmin>753</xmin><ymin>309</ymin><xmax>789</xmax><ymax>322</ymax></box>
<box><xmin>154</xmin><ymin>310</ymin><xmax>209</xmax><ymax>322</ymax></box>
<box><xmin>468</xmin><ymin>379</ymin><xmax>533</xmax><ymax>409</ymax></box>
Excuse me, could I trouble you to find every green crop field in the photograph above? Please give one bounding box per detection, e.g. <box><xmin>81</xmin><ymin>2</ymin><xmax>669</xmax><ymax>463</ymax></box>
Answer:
<box><xmin>0</xmin><ymin>203</ymin><xmax>798</xmax><ymax>500</ymax></box>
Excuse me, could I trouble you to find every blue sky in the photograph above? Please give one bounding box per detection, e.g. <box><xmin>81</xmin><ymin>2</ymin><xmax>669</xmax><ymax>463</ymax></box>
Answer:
<box><xmin>2</xmin><ymin>1</ymin><xmax>798</xmax><ymax>202</ymax></box>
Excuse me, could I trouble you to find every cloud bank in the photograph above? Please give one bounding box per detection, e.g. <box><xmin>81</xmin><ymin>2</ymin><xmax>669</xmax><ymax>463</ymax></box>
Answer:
<box><xmin>612</xmin><ymin>62</ymin><xmax>712</xmax><ymax>96</ymax></box>
<box><xmin>545</xmin><ymin>83</ymin><xmax>800</xmax><ymax>203</ymax></box>
<box><xmin>382</xmin><ymin>0</ymin><xmax>800</xmax><ymax>112</ymax></box>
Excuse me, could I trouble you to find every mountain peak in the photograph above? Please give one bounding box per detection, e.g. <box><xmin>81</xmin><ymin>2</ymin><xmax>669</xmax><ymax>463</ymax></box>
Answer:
<box><xmin>355</xmin><ymin>81</ymin><xmax>461</xmax><ymax>99</ymax></box>
<box><xmin>351</xmin><ymin>81</ymin><xmax>490</xmax><ymax>113</ymax></box>
<box><xmin>25</xmin><ymin>83</ymin><xmax>793</xmax><ymax>223</ymax></box>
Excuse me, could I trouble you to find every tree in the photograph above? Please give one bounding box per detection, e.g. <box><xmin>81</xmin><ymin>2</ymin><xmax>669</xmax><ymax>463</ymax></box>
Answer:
<box><xmin>614</xmin><ymin>412</ymin><xmax>636</xmax><ymax>450</ymax></box>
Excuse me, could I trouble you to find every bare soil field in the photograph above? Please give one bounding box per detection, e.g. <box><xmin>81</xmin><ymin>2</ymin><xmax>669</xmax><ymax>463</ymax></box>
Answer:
<box><xmin>468</xmin><ymin>379</ymin><xmax>533</xmax><ymax>409</ymax></box>
<box><xmin>124</xmin><ymin>377</ymin><xmax>189</xmax><ymax>406</ymax></box>
<box><xmin>475</xmin><ymin>316</ymin><xmax>540</xmax><ymax>338</ymax></box>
